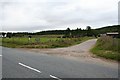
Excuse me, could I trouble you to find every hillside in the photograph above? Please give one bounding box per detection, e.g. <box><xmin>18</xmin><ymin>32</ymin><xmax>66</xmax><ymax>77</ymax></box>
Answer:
<box><xmin>95</xmin><ymin>25</ymin><xmax>120</xmax><ymax>34</ymax></box>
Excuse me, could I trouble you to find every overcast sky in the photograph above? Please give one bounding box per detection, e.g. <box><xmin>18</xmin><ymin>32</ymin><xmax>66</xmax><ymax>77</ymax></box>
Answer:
<box><xmin>0</xmin><ymin>0</ymin><xmax>119</xmax><ymax>32</ymax></box>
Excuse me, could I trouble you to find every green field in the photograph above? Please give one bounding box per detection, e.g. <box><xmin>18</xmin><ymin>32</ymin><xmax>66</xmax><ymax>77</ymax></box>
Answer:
<box><xmin>91</xmin><ymin>36</ymin><xmax>120</xmax><ymax>61</ymax></box>
<box><xmin>0</xmin><ymin>36</ymin><xmax>94</xmax><ymax>48</ymax></box>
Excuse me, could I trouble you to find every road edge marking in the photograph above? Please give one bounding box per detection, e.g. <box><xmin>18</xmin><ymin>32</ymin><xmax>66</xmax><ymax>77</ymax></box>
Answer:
<box><xmin>19</xmin><ymin>62</ymin><xmax>41</xmax><ymax>73</ymax></box>
<box><xmin>50</xmin><ymin>75</ymin><xmax>62</xmax><ymax>80</ymax></box>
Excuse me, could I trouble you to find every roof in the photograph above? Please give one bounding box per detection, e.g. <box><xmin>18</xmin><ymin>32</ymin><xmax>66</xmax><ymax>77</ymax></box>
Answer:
<box><xmin>106</xmin><ymin>32</ymin><xmax>119</xmax><ymax>35</ymax></box>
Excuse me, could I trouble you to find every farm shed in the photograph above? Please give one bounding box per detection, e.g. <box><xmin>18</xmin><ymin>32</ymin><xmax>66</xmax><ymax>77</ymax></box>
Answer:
<box><xmin>106</xmin><ymin>32</ymin><xmax>119</xmax><ymax>38</ymax></box>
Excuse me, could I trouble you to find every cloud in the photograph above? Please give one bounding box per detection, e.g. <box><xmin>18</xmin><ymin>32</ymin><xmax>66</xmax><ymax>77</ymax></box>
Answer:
<box><xmin>0</xmin><ymin>0</ymin><xmax>119</xmax><ymax>32</ymax></box>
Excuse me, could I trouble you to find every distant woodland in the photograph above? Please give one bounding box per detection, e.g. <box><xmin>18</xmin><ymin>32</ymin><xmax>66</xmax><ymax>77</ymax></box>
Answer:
<box><xmin>1</xmin><ymin>25</ymin><xmax>120</xmax><ymax>38</ymax></box>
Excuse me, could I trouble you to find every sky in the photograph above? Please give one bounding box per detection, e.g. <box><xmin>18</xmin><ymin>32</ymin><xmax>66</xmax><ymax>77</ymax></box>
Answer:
<box><xmin>0</xmin><ymin>0</ymin><xmax>119</xmax><ymax>32</ymax></box>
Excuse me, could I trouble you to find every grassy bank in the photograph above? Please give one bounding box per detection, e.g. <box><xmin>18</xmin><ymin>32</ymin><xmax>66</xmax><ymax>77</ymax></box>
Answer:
<box><xmin>0</xmin><ymin>36</ymin><xmax>94</xmax><ymax>48</ymax></box>
<box><xmin>91</xmin><ymin>36</ymin><xmax>120</xmax><ymax>61</ymax></box>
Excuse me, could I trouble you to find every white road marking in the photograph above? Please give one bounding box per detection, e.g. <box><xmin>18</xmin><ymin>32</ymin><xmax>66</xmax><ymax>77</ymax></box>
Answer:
<box><xmin>50</xmin><ymin>75</ymin><xmax>62</xmax><ymax>80</ymax></box>
<box><xmin>19</xmin><ymin>63</ymin><xmax>41</xmax><ymax>73</ymax></box>
<box><xmin>0</xmin><ymin>55</ymin><xmax>2</xmax><ymax>57</ymax></box>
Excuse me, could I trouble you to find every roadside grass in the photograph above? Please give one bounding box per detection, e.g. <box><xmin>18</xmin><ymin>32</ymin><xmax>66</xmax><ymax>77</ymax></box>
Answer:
<box><xmin>0</xmin><ymin>38</ymin><xmax>2</xmax><ymax>46</ymax></box>
<box><xmin>30</xmin><ymin>35</ymin><xmax>63</xmax><ymax>38</ymax></box>
<box><xmin>1</xmin><ymin>36</ymin><xmax>94</xmax><ymax>48</ymax></box>
<box><xmin>91</xmin><ymin>36</ymin><xmax>120</xmax><ymax>61</ymax></box>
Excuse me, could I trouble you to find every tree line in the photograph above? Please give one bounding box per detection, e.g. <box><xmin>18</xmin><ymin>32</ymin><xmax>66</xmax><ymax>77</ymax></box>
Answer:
<box><xmin>1</xmin><ymin>25</ymin><xmax>120</xmax><ymax>38</ymax></box>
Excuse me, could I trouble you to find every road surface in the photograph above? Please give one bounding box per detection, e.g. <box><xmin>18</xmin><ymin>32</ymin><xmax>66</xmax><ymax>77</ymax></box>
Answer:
<box><xmin>1</xmin><ymin>39</ymin><xmax>119</xmax><ymax>79</ymax></box>
<box><xmin>2</xmin><ymin>47</ymin><xmax>118</xmax><ymax>79</ymax></box>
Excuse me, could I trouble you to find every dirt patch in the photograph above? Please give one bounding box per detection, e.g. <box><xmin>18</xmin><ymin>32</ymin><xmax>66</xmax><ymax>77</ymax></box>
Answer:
<box><xmin>20</xmin><ymin>39</ymin><xmax>118</xmax><ymax>68</ymax></box>
<box><xmin>22</xmin><ymin>39</ymin><xmax>97</xmax><ymax>58</ymax></box>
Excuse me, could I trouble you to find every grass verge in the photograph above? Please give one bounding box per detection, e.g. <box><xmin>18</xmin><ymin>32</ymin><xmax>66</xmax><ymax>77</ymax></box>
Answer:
<box><xmin>91</xmin><ymin>36</ymin><xmax>120</xmax><ymax>61</ymax></box>
<box><xmin>0</xmin><ymin>37</ymin><xmax>94</xmax><ymax>48</ymax></box>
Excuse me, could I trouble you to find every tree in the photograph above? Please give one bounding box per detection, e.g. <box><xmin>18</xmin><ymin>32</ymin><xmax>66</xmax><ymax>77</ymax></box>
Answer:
<box><xmin>66</xmin><ymin>27</ymin><xmax>70</xmax><ymax>32</ymax></box>
<box><xmin>65</xmin><ymin>27</ymin><xmax>71</xmax><ymax>38</ymax></box>
<box><xmin>118</xmin><ymin>26</ymin><xmax>120</xmax><ymax>38</ymax></box>
<box><xmin>86</xmin><ymin>26</ymin><xmax>93</xmax><ymax>36</ymax></box>
<box><xmin>7</xmin><ymin>32</ymin><xmax>12</xmax><ymax>38</ymax></box>
<box><xmin>2</xmin><ymin>32</ymin><xmax>6</xmax><ymax>37</ymax></box>
<box><xmin>86</xmin><ymin>26</ymin><xmax>91</xmax><ymax>31</ymax></box>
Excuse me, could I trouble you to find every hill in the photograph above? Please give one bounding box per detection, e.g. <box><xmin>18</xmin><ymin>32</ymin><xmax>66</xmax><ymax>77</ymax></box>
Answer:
<box><xmin>95</xmin><ymin>25</ymin><xmax>120</xmax><ymax>34</ymax></box>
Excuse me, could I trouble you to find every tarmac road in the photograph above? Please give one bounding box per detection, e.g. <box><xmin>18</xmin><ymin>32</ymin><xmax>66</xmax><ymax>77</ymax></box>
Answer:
<box><xmin>2</xmin><ymin>46</ymin><xmax>118</xmax><ymax>79</ymax></box>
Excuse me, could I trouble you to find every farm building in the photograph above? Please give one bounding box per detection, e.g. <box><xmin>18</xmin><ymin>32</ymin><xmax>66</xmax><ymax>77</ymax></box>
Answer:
<box><xmin>106</xmin><ymin>32</ymin><xmax>119</xmax><ymax>38</ymax></box>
